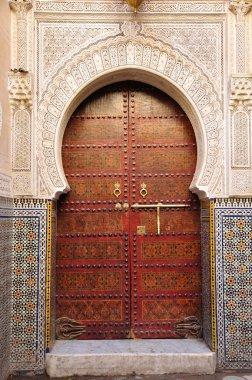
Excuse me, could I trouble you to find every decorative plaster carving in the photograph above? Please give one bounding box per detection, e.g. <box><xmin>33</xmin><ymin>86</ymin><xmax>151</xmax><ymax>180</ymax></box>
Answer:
<box><xmin>37</xmin><ymin>21</ymin><xmax>223</xmax><ymax>95</ymax></box>
<box><xmin>229</xmin><ymin>0</ymin><xmax>252</xmax><ymax>21</ymax></box>
<box><xmin>231</xmin><ymin>170</ymin><xmax>252</xmax><ymax>195</ymax></box>
<box><xmin>38</xmin><ymin>168</ymin><xmax>51</xmax><ymax>197</ymax></box>
<box><xmin>9</xmin><ymin>0</ymin><xmax>32</xmax><ymax>16</ymax></box>
<box><xmin>121</xmin><ymin>21</ymin><xmax>141</xmax><ymax>38</ymax></box>
<box><xmin>12</xmin><ymin>110</ymin><xmax>31</xmax><ymax>171</ymax></box>
<box><xmin>35</xmin><ymin>1</ymin><xmax>227</xmax><ymax>14</ymax></box>
<box><xmin>8</xmin><ymin>72</ymin><xmax>32</xmax><ymax>196</ymax></box>
<box><xmin>210</xmin><ymin>172</ymin><xmax>224</xmax><ymax>196</ymax></box>
<box><xmin>231</xmin><ymin>111</ymin><xmax>250</xmax><ymax>168</ymax></box>
<box><xmin>230</xmin><ymin>75</ymin><xmax>252</xmax><ymax>109</ymax></box>
<box><xmin>229</xmin><ymin>0</ymin><xmax>252</xmax><ymax>73</ymax></box>
<box><xmin>0</xmin><ymin>173</ymin><xmax>12</xmax><ymax>198</ymax></box>
<box><xmin>13</xmin><ymin>172</ymin><xmax>32</xmax><ymax>196</ymax></box>
<box><xmin>230</xmin><ymin>76</ymin><xmax>252</xmax><ymax>186</ymax></box>
<box><xmin>9</xmin><ymin>0</ymin><xmax>33</xmax><ymax>71</ymax></box>
<box><xmin>37</xmin><ymin>35</ymin><xmax>223</xmax><ymax>199</ymax></box>
<box><xmin>141</xmin><ymin>24</ymin><xmax>222</xmax><ymax>94</ymax></box>
<box><xmin>38</xmin><ymin>23</ymin><xmax>120</xmax><ymax>90</ymax></box>
<box><xmin>8</xmin><ymin>72</ymin><xmax>32</xmax><ymax>110</ymax></box>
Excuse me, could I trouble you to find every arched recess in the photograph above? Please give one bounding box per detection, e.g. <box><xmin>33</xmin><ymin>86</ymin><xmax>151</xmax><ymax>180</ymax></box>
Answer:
<box><xmin>37</xmin><ymin>35</ymin><xmax>223</xmax><ymax>199</ymax></box>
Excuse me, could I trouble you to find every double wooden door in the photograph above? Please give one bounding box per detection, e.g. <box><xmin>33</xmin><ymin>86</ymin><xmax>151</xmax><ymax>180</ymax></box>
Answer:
<box><xmin>56</xmin><ymin>81</ymin><xmax>202</xmax><ymax>340</ymax></box>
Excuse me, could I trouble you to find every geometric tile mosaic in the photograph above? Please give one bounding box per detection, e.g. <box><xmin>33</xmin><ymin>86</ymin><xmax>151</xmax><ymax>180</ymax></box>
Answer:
<box><xmin>214</xmin><ymin>198</ymin><xmax>252</xmax><ymax>369</ymax></box>
<box><xmin>0</xmin><ymin>197</ymin><xmax>12</xmax><ymax>380</ymax></box>
<box><xmin>7</xmin><ymin>196</ymin><xmax>252</xmax><ymax>373</ymax></box>
<box><xmin>11</xmin><ymin>199</ymin><xmax>50</xmax><ymax>374</ymax></box>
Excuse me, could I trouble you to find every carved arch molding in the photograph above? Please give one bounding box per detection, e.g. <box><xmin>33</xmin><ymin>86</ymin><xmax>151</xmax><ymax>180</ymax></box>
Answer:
<box><xmin>37</xmin><ymin>35</ymin><xmax>223</xmax><ymax>199</ymax></box>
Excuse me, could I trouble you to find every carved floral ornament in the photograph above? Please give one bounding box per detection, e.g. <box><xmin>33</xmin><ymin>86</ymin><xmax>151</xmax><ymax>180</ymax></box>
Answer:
<box><xmin>37</xmin><ymin>35</ymin><xmax>223</xmax><ymax>199</ymax></box>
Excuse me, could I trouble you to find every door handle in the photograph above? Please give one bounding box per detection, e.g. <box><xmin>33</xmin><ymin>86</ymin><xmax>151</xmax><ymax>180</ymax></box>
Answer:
<box><xmin>131</xmin><ymin>203</ymin><xmax>190</xmax><ymax>209</ymax></box>
<box><xmin>131</xmin><ymin>203</ymin><xmax>190</xmax><ymax>235</ymax></box>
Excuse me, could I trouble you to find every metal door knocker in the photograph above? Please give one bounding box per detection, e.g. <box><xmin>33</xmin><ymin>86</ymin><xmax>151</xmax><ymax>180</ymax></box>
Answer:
<box><xmin>140</xmin><ymin>182</ymin><xmax>148</xmax><ymax>198</ymax></box>
<box><xmin>113</xmin><ymin>182</ymin><xmax>121</xmax><ymax>198</ymax></box>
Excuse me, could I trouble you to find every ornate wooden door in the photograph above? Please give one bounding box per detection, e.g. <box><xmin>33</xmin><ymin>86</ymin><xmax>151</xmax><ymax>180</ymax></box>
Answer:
<box><xmin>56</xmin><ymin>82</ymin><xmax>202</xmax><ymax>340</ymax></box>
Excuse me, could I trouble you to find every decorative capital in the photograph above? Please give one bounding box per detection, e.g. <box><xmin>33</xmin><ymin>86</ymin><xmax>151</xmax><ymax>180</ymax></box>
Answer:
<box><xmin>230</xmin><ymin>75</ymin><xmax>252</xmax><ymax>109</ymax></box>
<box><xmin>229</xmin><ymin>0</ymin><xmax>252</xmax><ymax>20</ymax></box>
<box><xmin>9</xmin><ymin>0</ymin><xmax>32</xmax><ymax>18</ymax></box>
<box><xmin>8</xmin><ymin>72</ymin><xmax>32</xmax><ymax>110</ymax></box>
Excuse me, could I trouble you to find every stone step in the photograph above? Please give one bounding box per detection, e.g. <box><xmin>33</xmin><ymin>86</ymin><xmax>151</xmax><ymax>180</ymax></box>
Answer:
<box><xmin>46</xmin><ymin>339</ymin><xmax>216</xmax><ymax>377</ymax></box>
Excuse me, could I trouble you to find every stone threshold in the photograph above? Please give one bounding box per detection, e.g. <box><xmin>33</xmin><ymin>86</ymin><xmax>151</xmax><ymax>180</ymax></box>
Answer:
<box><xmin>46</xmin><ymin>339</ymin><xmax>216</xmax><ymax>377</ymax></box>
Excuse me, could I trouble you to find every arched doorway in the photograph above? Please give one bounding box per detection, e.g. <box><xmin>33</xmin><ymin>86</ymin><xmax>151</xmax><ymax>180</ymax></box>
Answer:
<box><xmin>55</xmin><ymin>81</ymin><xmax>202</xmax><ymax>340</ymax></box>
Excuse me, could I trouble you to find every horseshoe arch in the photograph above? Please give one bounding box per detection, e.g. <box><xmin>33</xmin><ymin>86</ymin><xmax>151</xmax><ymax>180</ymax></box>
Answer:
<box><xmin>37</xmin><ymin>35</ymin><xmax>223</xmax><ymax>199</ymax></box>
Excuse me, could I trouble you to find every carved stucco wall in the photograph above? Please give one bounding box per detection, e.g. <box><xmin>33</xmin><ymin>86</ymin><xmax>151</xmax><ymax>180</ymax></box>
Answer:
<box><xmin>229</xmin><ymin>1</ymin><xmax>252</xmax><ymax>196</ymax></box>
<box><xmin>6</xmin><ymin>1</ymin><xmax>252</xmax><ymax>199</ymax></box>
<box><xmin>8</xmin><ymin>0</ymin><xmax>33</xmax><ymax>197</ymax></box>
<box><xmin>33</xmin><ymin>1</ymin><xmax>226</xmax><ymax>200</ymax></box>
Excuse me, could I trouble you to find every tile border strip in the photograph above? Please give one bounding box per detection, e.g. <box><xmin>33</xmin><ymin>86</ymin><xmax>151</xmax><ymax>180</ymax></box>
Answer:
<box><xmin>45</xmin><ymin>200</ymin><xmax>52</xmax><ymax>351</ymax></box>
<box><xmin>210</xmin><ymin>199</ymin><xmax>216</xmax><ymax>351</ymax></box>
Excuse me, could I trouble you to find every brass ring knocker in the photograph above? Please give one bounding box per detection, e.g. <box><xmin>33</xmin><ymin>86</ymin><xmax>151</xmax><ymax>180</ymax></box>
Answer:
<box><xmin>140</xmin><ymin>182</ymin><xmax>148</xmax><ymax>198</ymax></box>
<box><xmin>113</xmin><ymin>182</ymin><xmax>121</xmax><ymax>198</ymax></box>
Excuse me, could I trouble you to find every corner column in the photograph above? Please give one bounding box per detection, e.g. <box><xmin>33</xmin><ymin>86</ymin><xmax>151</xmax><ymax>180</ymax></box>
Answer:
<box><xmin>229</xmin><ymin>0</ymin><xmax>252</xmax><ymax>196</ymax></box>
<box><xmin>8</xmin><ymin>0</ymin><xmax>33</xmax><ymax>197</ymax></box>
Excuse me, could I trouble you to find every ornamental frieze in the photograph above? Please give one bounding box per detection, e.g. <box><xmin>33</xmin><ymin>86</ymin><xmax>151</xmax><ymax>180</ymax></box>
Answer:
<box><xmin>35</xmin><ymin>1</ymin><xmax>227</xmax><ymax>14</ymax></box>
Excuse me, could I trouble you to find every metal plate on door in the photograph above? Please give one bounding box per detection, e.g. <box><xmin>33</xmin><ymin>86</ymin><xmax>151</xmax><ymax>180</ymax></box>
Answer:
<box><xmin>137</xmin><ymin>225</ymin><xmax>146</xmax><ymax>235</ymax></box>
